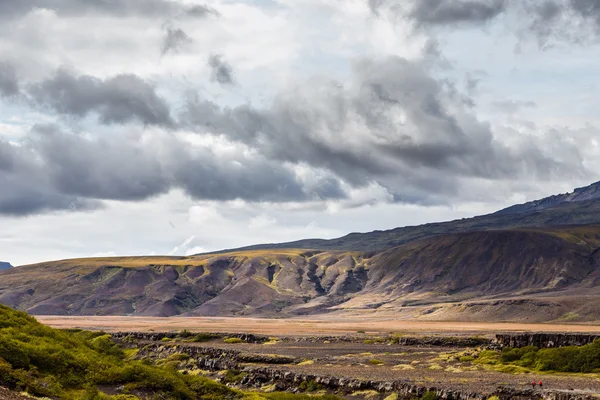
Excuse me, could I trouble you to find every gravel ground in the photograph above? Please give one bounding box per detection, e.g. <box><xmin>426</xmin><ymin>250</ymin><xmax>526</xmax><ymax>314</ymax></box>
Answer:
<box><xmin>190</xmin><ymin>339</ymin><xmax>600</xmax><ymax>395</ymax></box>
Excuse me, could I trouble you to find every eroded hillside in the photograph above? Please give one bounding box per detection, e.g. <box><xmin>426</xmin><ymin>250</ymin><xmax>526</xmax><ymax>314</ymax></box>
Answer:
<box><xmin>2</xmin><ymin>225</ymin><xmax>600</xmax><ymax>321</ymax></box>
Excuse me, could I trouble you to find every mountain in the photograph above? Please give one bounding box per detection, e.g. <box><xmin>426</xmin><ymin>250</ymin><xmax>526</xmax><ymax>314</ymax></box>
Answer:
<box><xmin>0</xmin><ymin>262</ymin><xmax>13</xmax><ymax>271</ymax></box>
<box><xmin>205</xmin><ymin>195</ymin><xmax>600</xmax><ymax>253</ymax></box>
<box><xmin>495</xmin><ymin>181</ymin><xmax>600</xmax><ymax>215</ymax></box>
<box><xmin>2</xmin><ymin>225</ymin><xmax>600</xmax><ymax>322</ymax></box>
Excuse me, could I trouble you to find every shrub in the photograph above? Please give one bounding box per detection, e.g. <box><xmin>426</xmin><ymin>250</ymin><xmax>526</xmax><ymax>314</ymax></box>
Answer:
<box><xmin>421</xmin><ymin>391</ymin><xmax>438</xmax><ymax>400</ymax></box>
<box><xmin>497</xmin><ymin>340</ymin><xmax>600</xmax><ymax>373</ymax></box>
<box><xmin>224</xmin><ymin>338</ymin><xmax>245</xmax><ymax>344</ymax></box>
<box><xmin>190</xmin><ymin>333</ymin><xmax>217</xmax><ymax>343</ymax></box>
<box><xmin>298</xmin><ymin>379</ymin><xmax>319</xmax><ymax>392</ymax></box>
<box><xmin>368</xmin><ymin>359</ymin><xmax>384</xmax><ymax>365</ymax></box>
<box><xmin>179</xmin><ymin>329</ymin><xmax>193</xmax><ymax>338</ymax></box>
<box><xmin>459</xmin><ymin>356</ymin><xmax>475</xmax><ymax>362</ymax></box>
<box><xmin>223</xmin><ymin>370</ymin><xmax>247</xmax><ymax>384</ymax></box>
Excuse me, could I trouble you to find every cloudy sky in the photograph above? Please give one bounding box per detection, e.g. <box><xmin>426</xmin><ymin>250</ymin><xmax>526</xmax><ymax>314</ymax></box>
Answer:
<box><xmin>2</xmin><ymin>0</ymin><xmax>600</xmax><ymax>266</ymax></box>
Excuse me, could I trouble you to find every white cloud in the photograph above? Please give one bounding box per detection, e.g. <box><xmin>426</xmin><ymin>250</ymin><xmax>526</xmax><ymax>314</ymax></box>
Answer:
<box><xmin>2</xmin><ymin>0</ymin><xmax>600</xmax><ymax>267</ymax></box>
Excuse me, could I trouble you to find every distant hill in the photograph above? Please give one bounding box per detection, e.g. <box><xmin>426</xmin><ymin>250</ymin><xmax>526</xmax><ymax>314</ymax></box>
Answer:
<box><xmin>0</xmin><ymin>262</ymin><xmax>13</xmax><ymax>271</ymax></box>
<box><xmin>203</xmin><ymin>196</ymin><xmax>600</xmax><ymax>253</ymax></box>
<box><xmin>2</xmin><ymin>225</ymin><xmax>600</xmax><ymax>322</ymax></box>
<box><xmin>4</xmin><ymin>181</ymin><xmax>600</xmax><ymax>322</ymax></box>
<box><xmin>495</xmin><ymin>181</ymin><xmax>600</xmax><ymax>215</ymax></box>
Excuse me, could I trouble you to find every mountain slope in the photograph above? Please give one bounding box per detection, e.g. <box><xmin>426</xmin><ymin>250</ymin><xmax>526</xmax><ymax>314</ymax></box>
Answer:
<box><xmin>0</xmin><ymin>262</ymin><xmax>13</xmax><ymax>271</ymax></box>
<box><xmin>206</xmin><ymin>197</ymin><xmax>600</xmax><ymax>253</ymax></box>
<box><xmin>496</xmin><ymin>181</ymin><xmax>600</xmax><ymax>215</ymax></box>
<box><xmin>2</xmin><ymin>225</ymin><xmax>600</xmax><ymax>321</ymax></box>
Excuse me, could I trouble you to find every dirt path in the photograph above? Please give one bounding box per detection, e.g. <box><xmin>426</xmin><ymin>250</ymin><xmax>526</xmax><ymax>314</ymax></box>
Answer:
<box><xmin>36</xmin><ymin>315</ymin><xmax>600</xmax><ymax>336</ymax></box>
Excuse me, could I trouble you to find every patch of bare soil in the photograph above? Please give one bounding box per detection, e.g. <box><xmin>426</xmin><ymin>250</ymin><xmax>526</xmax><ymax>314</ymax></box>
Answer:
<box><xmin>36</xmin><ymin>315</ymin><xmax>600</xmax><ymax>336</ymax></box>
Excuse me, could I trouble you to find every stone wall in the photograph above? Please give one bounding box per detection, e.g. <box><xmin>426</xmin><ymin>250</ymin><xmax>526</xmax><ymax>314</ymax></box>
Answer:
<box><xmin>494</xmin><ymin>334</ymin><xmax>600</xmax><ymax>349</ymax></box>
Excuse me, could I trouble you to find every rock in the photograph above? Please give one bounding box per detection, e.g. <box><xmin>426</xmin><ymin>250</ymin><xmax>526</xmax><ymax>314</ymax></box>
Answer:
<box><xmin>494</xmin><ymin>334</ymin><xmax>600</xmax><ymax>349</ymax></box>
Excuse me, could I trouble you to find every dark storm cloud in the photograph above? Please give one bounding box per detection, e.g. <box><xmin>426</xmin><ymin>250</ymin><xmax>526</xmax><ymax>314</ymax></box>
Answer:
<box><xmin>0</xmin><ymin>124</ymin><xmax>346</xmax><ymax>216</ymax></box>
<box><xmin>161</xmin><ymin>27</ymin><xmax>193</xmax><ymax>56</ymax></box>
<box><xmin>27</xmin><ymin>70</ymin><xmax>174</xmax><ymax>127</ymax></box>
<box><xmin>180</xmin><ymin>55</ymin><xmax>584</xmax><ymax>203</ymax></box>
<box><xmin>523</xmin><ymin>0</ymin><xmax>600</xmax><ymax>44</ymax></box>
<box><xmin>0</xmin><ymin>0</ymin><xmax>218</xmax><ymax>20</ymax></box>
<box><xmin>0</xmin><ymin>137</ymin><xmax>102</xmax><ymax>216</ymax></box>
<box><xmin>411</xmin><ymin>0</ymin><xmax>507</xmax><ymax>26</ymax></box>
<box><xmin>396</xmin><ymin>0</ymin><xmax>600</xmax><ymax>44</ymax></box>
<box><xmin>0</xmin><ymin>62</ymin><xmax>19</xmax><ymax>97</ymax></box>
<box><xmin>208</xmin><ymin>55</ymin><xmax>234</xmax><ymax>85</ymax></box>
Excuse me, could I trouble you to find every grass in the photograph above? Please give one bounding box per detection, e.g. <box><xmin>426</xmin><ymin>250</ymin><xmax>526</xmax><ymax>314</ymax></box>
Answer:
<box><xmin>0</xmin><ymin>304</ymin><xmax>341</xmax><ymax>400</ymax></box>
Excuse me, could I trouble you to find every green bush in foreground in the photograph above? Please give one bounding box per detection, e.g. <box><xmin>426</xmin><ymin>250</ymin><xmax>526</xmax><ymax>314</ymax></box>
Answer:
<box><xmin>0</xmin><ymin>304</ymin><xmax>340</xmax><ymax>400</ymax></box>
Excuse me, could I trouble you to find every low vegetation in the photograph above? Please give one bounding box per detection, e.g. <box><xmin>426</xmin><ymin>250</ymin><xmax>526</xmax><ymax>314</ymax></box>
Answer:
<box><xmin>0</xmin><ymin>305</ymin><xmax>340</xmax><ymax>400</ymax></box>
<box><xmin>473</xmin><ymin>341</ymin><xmax>600</xmax><ymax>373</ymax></box>
<box><xmin>224</xmin><ymin>337</ymin><xmax>245</xmax><ymax>344</ymax></box>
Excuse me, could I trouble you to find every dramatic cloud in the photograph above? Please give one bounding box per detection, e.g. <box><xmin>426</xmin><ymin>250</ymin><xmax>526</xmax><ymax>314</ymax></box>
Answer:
<box><xmin>26</xmin><ymin>70</ymin><xmax>175</xmax><ymax>127</ymax></box>
<box><xmin>181</xmin><ymin>56</ymin><xmax>583</xmax><ymax>203</ymax></box>
<box><xmin>411</xmin><ymin>0</ymin><xmax>507</xmax><ymax>27</ymax></box>
<box><xmin>0</xmin><ymin>124</ymin><xmax>347</xmax><ymax>216</ymax></box>
<box><xmin>1</xmin><ymin>0</ymin><xmax>600</xmax><ymax>263</ymax></box>
<box><xmin>208</xmin><ymin>55</ymin><xmax>234</xmax><ymax>85</ymax></box>
<box><xmin>0</xmin><ymin>0</ymin><xmax>218</xmax><ymax>20</ymax></box>
<box><xmin>395</xmin><ymin>0</ymin><xmax>600</xmax><ymax>45</ymax></box>
<box><xmin>522</xmin><ymin>0</ymin><xmax>600</xmax><ymax>45</ymax></box>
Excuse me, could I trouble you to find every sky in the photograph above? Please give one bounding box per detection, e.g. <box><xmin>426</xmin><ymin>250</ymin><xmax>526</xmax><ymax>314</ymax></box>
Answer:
<box><xmin>2</xmin><ymin>0</ymin><xmax>600</xmax><ymax>266</ymax></box>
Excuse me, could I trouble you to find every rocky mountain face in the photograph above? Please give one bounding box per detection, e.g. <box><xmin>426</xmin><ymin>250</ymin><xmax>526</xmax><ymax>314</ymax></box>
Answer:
<box><xmin>2</xmin><ymin>225</ymin><xmax>600</xmax><ymax>321</ymax></box>
<box><xmin>0</xmin><ymin>262</ymin><xmax>13</xmax><ymax>271</ymax></box>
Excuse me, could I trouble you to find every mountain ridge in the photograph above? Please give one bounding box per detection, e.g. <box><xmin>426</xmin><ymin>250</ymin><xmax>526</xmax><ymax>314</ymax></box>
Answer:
<box><xmin>2</xmin><ymin>224</ymin><xmax>600</xmax><ymax>322</ymax></box>
<box><xmin>200</xmin><ymin>196</ymin><xmax>600</xmax><ymax>254</ymax></box>
<box><xmin>4</xmin><ymin>181</ymin><xmax>600</xmax><ymax>322</ymax></box>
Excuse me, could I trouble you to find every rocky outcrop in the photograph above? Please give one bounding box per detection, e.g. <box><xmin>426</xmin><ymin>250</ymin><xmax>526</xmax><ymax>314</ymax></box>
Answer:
<box><xmin>135</xmin><ymin>343</ymin><xmax>298</xmax><ymax>368</ymax></box>
<box><xmin>114</xmin><ymin>331</ymin><xmax>492</xmax><ymax>347</ymax></box>
<box><xmin>494</xmin><ymin>334</ymin><xmax>600</xmax><ymax>349</ymax></box>
<box><xmin>135</xmin><ymin>343</ymin><xmax>597</xmax><ymax>400</ymax></box>
<box><xmin>238</xmin><ymin>368</ymin><xmax>596</xmax><ymax>400</ymax></box>
<box><xmin>112</xmin><ymin>331</ymin><xmax>269</xmax><ymax>343</ymax></box>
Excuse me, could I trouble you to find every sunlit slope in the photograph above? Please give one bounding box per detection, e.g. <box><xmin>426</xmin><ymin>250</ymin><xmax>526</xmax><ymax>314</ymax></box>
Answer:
<box><xmin>2</xmin><ymin>225</ymin><xmax>600</xmax><ymax>320</ymax></box>
<box><xmin>0</xmin><ymin>250</ymin><xmax>370</xmax><ymax>317</ymax></box>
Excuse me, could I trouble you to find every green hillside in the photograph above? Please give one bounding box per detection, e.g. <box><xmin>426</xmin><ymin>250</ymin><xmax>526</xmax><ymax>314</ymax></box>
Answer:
<box><xmin>0</xmin><ymin>304</ymin><xmax>338</xmax><ymax>400</ymax></box>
